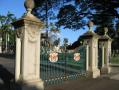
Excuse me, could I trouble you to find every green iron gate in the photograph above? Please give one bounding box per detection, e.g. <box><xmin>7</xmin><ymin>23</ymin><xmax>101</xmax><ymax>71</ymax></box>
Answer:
<box><xmin>98</xmin><ymin>47</ymin><xmax>102</xmax><ymax>69</ymax></box>
<box><xmin>40</xmin><ymin>45</ymin><xmax>86</xmax><ymax>86</ymax></box>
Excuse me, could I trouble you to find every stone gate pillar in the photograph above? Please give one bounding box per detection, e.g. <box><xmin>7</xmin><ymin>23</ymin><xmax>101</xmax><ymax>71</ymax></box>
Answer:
<box><xmin>99</xmin><ymin>27</ymin><xmax>112</xmax><ymax>74</ymax></box>
<box><xmin>12</xmin><ymin>0</ymin><xmax>44</xmax><ymax>90</ymax></box>
<box><xmin>81</xmin><ymin>21</ymin><xmax>100</xmax><ymax>78</ymax></box>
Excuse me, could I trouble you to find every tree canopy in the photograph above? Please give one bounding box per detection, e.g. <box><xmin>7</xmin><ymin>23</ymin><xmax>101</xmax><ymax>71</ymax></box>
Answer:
<box><xmin>33</xmin><ymin>0</ymin><xmax>119</xmax><ymax>49</ymax></box>
<box><xmin>33</xmin><ymin>0</ymin><xmax>119</xmax><ymax>30</ymax></box>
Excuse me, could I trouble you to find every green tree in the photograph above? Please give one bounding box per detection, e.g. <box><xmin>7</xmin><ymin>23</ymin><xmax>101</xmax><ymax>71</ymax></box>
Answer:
<box><xmin>57</xmin><ymin>0</ymin><xmax>119</xmax><ymax>30</ymax></box>
<box><xmin>0</xmin><ymin>12</ymin><xmax>17</xmax><ymax>53</ymax></box>
<box><xmin>34</xmin><ymin>0</ymin><xmax>119</xmax><ymax>49</ymax></box>
<box><xmin>33</xmin><ymin>0</ymin><xmax>119</xmax><ymax>30</ymax></box>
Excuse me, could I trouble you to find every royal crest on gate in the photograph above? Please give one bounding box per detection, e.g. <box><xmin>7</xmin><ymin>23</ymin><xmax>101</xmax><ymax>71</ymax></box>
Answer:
<box><xmin>74</xmin><ymin>53</ymin><xmax>80</xmax><ymax>61</ymax></box>
<box><xmin>49</xmin><ymin>52</ymin><xmax>58</xmax><ymax>62</ymax></box>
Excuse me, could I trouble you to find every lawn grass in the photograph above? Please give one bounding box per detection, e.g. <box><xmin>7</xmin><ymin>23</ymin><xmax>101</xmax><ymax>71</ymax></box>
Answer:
<box><xmin>110</xmin><ymin>56</ymin><xmax>119</xmax><ymax>64</ymax></box>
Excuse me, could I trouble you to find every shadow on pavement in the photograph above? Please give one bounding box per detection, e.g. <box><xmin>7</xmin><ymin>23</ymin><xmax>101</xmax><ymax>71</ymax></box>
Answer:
<box><xmin>0</xmin><ymin>64</ymin><xmax>15</xmax><ymax>90</ymax></box>
<box><xmin>0</xmin><ymin>64</ymin><xmax>42</xmax><ymax>90</ymax></box>
<box><xmin>0</xmin><ymin>54</ymin><xmax>15</xmax><ymax>59</ymax></box>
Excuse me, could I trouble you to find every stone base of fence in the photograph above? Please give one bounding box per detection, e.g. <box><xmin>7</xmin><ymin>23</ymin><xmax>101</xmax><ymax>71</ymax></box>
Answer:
<box><xmin>20</xmin><ymin>79</ymin><xmax>44</xmax><ymax>90</ymax></box>
<box><xmin>87</xmin><ymin>69</ymin><xmax>100</xmax><ymax>78</ymax></box>
<box><xmin>100</xmin><ymin>66</ymin><xmax>111</xmax><ymax>74</ymax></box>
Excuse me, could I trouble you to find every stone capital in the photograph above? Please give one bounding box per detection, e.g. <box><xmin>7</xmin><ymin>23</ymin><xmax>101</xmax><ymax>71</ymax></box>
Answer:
<box><xmin>16</xmin><ymin>27</ymin><xmax>24</xmax><ymax>39</ymax></box>
<box><xmin>12</xmin><ymin>15</ymin><xmax>44</xmax><ymax>29</ymax></box>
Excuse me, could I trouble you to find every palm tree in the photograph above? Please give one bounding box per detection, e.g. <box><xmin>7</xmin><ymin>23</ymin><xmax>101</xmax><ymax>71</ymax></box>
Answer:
<box><xmin>0</xmin><ymin>12</ymin><xmax>16</xmax><ymax>53</ymax></box>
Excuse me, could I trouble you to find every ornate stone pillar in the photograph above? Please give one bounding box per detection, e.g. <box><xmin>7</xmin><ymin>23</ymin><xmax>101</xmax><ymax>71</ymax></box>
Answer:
<box><xmin>12</xmin><ymin>0</ymin><xmax>44</xmax><ymax>90</ymax></box>
<box><xmin>81</xmin><ymin>21</ymin><xmax>100</xmax><ymax>78</ymax></box>
<box><xmin>99</xmin><ymin>27</ymin><xmax>112</xmax><ymax>74</ymax></box>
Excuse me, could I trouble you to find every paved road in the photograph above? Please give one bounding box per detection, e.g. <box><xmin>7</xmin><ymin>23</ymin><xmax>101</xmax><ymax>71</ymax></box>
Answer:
<box><xmin>0</xmin><ymin>57</ymin><xmax>15</xmax><ymax>74</ymax></box>
<box><xmin>0</xmin><ymin>55</ymin><xmax>15</xmax><ymax>90</ymax></box>
<box><xmin>45</xmin><ymin>78</ymin><xmax>119</xmax><ymax>90</ymax></box>
<box><xmin>110</xmin><ymin>74</ymin><xmax>119</xmax><ymax>80</ymax></box>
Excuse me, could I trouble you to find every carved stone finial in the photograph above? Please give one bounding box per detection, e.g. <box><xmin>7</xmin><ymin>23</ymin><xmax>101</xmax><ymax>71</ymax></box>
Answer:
<box><xmin>24</xmin><ymin>0</ymin><xmax>35</xmax><ymax>14</ymax></box>
<box><xmin>88</xmin><ymin>21</ymin><xmax>94</xmax><ymax>31</ymax></box>
<box><xmin>104</xmin><ymin>27</ymin><xmax>108</xmax><ymax>35</ymax></box>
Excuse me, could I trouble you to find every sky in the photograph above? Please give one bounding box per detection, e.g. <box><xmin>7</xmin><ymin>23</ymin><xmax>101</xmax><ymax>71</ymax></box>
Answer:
<box><xmin>0</xmin><ymin>0</ymin><xmax>88</xmax><ymax>44</ymax></box>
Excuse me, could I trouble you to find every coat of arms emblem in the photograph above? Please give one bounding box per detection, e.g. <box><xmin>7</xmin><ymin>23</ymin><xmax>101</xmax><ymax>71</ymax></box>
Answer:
<box><xmin>74</xmin><ymin>53</ymin><xmax>80</xmax><ymax>61</ymax></box>
<box><xmin>49</xmin><ymin>52</ymin><xmax>58</xmax><ymax>62</ymax></box>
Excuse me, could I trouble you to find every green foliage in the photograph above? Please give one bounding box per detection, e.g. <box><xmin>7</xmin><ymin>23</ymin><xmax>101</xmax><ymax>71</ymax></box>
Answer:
<box><xmin>110</xmin><ymin>56</ymin><xmax>119</xmax><ymax>64</ymax></box>
<box><xmin>34</xmin><ymin>0</ymin><xmax>119</xmax><ymax>49</ymax></box>
<box><xmin>57</xmin><ymin>0</ymin><xmax>119</xmax><ymax>30</ymax></box>
<box><xmin>63</xmin><ymin>38</ymin><xmax>68</xmax><ymax>44</ymax></box>
<box><xmin>0</xmin><ymin>12</ymin><xmax>17</xmax><ymax>49</ymax></box>
<box><xmin>57</xmin><ymin>5</ymin><xmax>83</xmax><ymax>30</ymax></box>
<box><xmin>33</xmin><ymin>0</ymin><xmax>63</xmax><ymax>21</ymax></box>
<box><xmin>33</xmin><ymin>0</ymin><xmax>119</xmax><ymax>30</ymax></box>
<box><xmin>53</xmin><ymin>38</ymin><xmax>60</xmax><ymax>46</ymax></box>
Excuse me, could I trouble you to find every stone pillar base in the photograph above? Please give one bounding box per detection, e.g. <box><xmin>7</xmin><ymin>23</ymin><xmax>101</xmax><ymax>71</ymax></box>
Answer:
<box><xmin>101</xmin><ymin>66</ymin><xmax>111</xmax><ymax>74</ymax></box>
<box><xmin>87</xmin><ymin>69</ymin><xmax>100</xmax><ymax>78</ymax></box>
<box><xmin>20</xmin><ymin>79</ymin><xmax>44</xmax><ymax>90</ymax></box>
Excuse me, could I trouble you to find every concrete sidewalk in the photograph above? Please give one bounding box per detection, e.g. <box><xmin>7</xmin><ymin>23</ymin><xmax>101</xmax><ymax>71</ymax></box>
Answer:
<box><xmin>45</xmin><ymin>78</ymin><xmax>119</xmax><ymax>90</ymax></box>
<box><xmin>110</xmin><ymin>74</ymin><xmax>119</xmax><ymax>80</ymax></box>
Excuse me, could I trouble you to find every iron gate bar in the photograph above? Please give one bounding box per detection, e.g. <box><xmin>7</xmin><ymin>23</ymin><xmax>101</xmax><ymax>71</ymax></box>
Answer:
<box><xmin>40</xmin><ymin>45</ymin><xmax>87</xmax><ymax>86</ymax></box>
<box><xmin>98</xmin><ymin>47</ymin><xmax>102</xmax><ymax>69</ymax></box>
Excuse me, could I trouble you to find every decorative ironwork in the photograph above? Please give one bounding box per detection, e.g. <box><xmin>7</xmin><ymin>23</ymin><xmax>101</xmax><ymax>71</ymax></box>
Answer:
<box><xmin>98</xmin><ymin>47</ymin><xmax>102</xmax><ymax>69</ymax></box>
<box><xmin>74</xmin><ymin>53</ymin><xmax>80</xmax><ymax>61</ymax></box>
<box><xmin>49</xmin><ymin>52</ymin><xmax>58</xmax><ymax>63</ymax></box>
<box><xmin>40</xmin><ymin>45</ymin><xmax>87</xmax><ymax>86</ymax></box>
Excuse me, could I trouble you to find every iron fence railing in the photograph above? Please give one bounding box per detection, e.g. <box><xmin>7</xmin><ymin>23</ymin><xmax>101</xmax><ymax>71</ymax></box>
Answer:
<box><xmin>40</xmin><ymin>45</ymin><xmax>87</xmax><ymax>86</ymax></box>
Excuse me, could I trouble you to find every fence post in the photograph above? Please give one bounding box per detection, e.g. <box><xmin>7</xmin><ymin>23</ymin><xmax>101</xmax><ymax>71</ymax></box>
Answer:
<box><xmin>102</xmin><ymin>46</ymin><xmax>105</xmax><ymax>67</ymax></box>
<box><xmin>86</xmin><ymin>45</ymin><xmax>89</xmax><ymax>71</ymax></box>
<box><xmin>81</xmin><ymin>21</ymin><xmax>100</xmax><ymax>78</ymax></box>
<box><xmin>0</xmin><ymin>37</ymin><xmax>2</xmax><ymax>53</ymax></box>
<box><xmin>99</xmin><ymin>27</ymin><xmax>112</xmax><ymax>74</ymax></box>
<box><xmin>12</xmin><ymin>0</ymin><xmax>44</xmax><ymax>90</ymax></box>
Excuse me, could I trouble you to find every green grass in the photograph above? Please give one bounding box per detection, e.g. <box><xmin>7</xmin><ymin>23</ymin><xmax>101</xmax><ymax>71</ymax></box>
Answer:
<box><xmin>110</xmin><ymin>56</ymin><xmax>119</xmax><ymax>64</ymax></box>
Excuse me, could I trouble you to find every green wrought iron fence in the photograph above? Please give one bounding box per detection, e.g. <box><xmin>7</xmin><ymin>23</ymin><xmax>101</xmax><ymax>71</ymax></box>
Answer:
<box><xmin>40</xmin><ymin>45</ymin><xmax>86</xmax><ymax>86</ymax></box>
<box><xmin>98</xmin><ymin>47</ymin><xmax>102</xmax><ymax>69</ymax></box>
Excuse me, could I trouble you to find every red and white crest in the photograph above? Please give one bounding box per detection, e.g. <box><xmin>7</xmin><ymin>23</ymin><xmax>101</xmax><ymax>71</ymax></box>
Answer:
<box><xmin>74</xmin><ymin>53</ymin><xmax>80</xmax><ymax>61</ymax></box>
<box><xmin>49</xmin><ymin>52</ymin><xmax>58</xmax><ymax>63</ymax></box>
